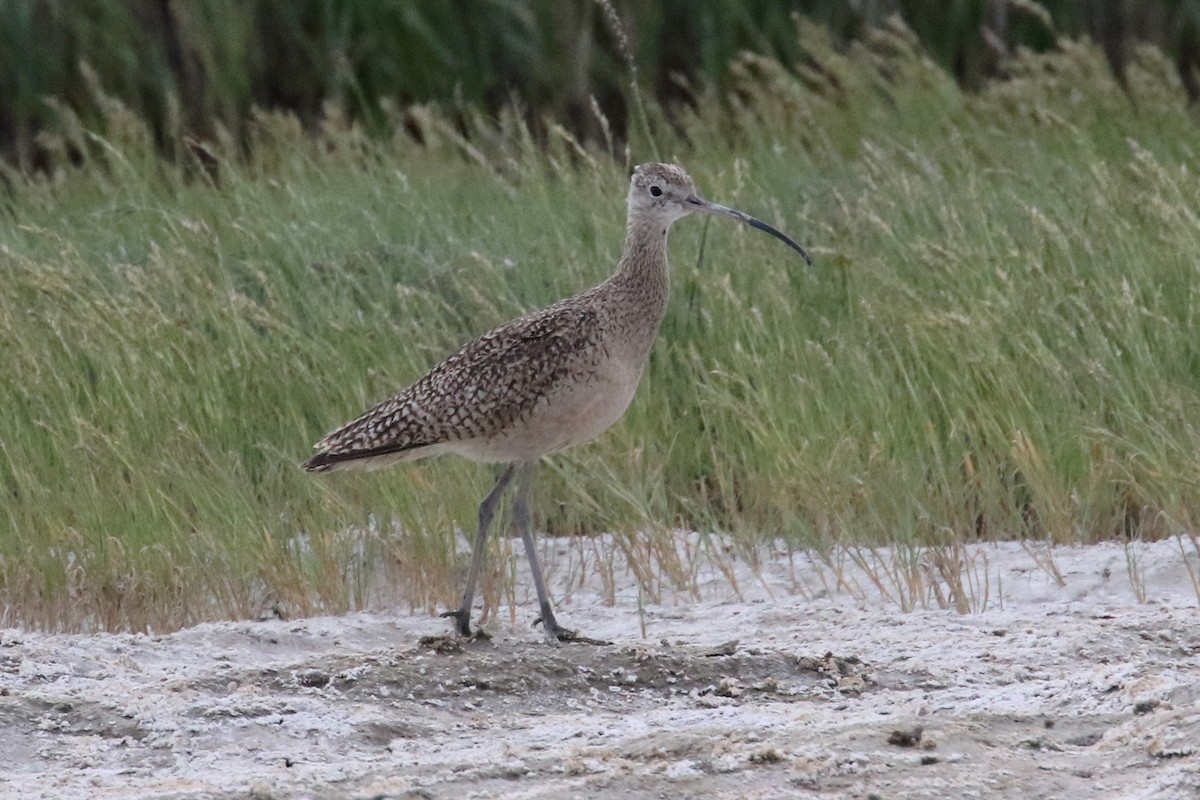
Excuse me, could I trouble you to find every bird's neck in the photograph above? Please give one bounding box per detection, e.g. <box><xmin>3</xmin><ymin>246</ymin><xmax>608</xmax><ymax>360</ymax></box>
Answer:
<box><xmin>601</xmin><ymin>217</ymin><xmax>672</xmax><ymax>359</ymax></box>
<box><xmin>610</xmin><ymin>218</ymin><xmax>670</xmax><ymax>309</ymax></box>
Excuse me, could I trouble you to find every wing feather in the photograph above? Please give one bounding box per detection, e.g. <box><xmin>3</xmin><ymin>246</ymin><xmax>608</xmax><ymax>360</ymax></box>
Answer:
<box><xmin>302</xmin><ymin>298</ymin><xmax>602</xmax><ymax>471</ymax></box>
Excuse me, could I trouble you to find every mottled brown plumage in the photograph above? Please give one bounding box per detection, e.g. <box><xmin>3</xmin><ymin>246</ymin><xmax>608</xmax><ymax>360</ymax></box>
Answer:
<box><xmin>303</xmin><ymin>162</ymin><xmax>809</xmax><ymax>642</ymax></box>
<box><xmin>303</xmin><ymin>298</ymin><xmax>605</xmax><ymax>470</ymax></box>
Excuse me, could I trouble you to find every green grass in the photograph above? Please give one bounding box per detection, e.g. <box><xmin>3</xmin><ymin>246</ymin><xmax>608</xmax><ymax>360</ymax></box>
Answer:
<box><xmin>3</xmin><ymin>27</ymin><xmax>1200</xmax><ymax>631</ymax></box>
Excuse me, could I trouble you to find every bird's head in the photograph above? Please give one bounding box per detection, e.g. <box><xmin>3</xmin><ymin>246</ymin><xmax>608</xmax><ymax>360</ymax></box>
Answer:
<box><xmin>627</xmin><ymin>162</ymin><xmax>811</xmax><ymax>264</ymax></box>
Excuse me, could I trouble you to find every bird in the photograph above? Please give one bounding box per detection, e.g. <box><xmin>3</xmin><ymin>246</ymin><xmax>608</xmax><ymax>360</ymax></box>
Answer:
<box><xmin>303</xmin><ymin>162</ymin><xmax>811</xmax><ymax>643</ymax></box>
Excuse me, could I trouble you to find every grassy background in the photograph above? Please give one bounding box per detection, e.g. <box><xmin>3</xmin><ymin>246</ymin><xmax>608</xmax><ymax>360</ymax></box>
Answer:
<box><xmin>3</xmin><ymin>23</ymin><xmax>1200</xmax><ymax>630</ymax></box>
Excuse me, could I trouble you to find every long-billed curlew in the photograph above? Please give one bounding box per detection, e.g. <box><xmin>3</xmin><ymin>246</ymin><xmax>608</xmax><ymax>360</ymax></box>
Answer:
<box><xmin>303</xmin><ymin>163</ymin><xmax>810</xmax><ymax>643</ymax></box>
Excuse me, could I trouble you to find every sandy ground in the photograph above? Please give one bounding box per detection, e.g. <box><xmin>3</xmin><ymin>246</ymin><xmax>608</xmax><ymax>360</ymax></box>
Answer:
<box><xmin>1</xmin><ymin>535</ymin><xmax>1198</xmax><ymax>800</ymax></box>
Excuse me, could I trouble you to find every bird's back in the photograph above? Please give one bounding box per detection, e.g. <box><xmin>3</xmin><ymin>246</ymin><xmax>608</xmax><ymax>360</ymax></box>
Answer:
<box><xmin>303</xmin><ymin>291</ymin><xmax>614</xmax><ymax>471</ymax></box>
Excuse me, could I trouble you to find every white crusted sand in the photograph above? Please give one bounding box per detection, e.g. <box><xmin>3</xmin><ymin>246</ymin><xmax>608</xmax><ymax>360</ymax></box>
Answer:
<box><xmin>1</xmin><ymin>535</ymin><xmax>1198</xmax><ymax>799</ymax></box>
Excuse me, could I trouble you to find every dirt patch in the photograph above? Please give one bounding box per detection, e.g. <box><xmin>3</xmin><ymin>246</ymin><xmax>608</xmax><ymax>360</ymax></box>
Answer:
<box><xmin>254</xmin><ymin>639</ymin><xmax>866</xmax><ymax>705</ymax></box>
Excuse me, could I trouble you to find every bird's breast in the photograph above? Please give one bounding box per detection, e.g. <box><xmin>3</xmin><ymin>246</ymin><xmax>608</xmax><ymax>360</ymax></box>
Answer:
<box><xmin>448</xmin><ymin>355</ymin><xmax>645</xmax><ymax>463</ymax></box>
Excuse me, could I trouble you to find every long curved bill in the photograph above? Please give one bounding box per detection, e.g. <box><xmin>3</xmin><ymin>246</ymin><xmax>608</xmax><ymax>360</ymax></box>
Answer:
<box><xmin>687</xmin><ymin>196</ymin><xmax>812</xmax><ymax>265</ymax></box>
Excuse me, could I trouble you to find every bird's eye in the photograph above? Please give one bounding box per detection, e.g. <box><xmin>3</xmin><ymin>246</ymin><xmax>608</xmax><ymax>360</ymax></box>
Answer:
<box><xmin>649</xmin><ymin>185</ymin><xmax>663</xmax><ymax>197</ymax></box>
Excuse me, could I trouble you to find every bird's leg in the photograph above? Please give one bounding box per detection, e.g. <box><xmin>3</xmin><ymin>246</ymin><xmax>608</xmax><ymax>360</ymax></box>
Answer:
<box><xmin>512</xmin><ymin>462</ymin><xmax>564</xmax><ymax>641</ymax></box>
<box><xmin>442</xmin><ymin>463</ymin><xmax>516</xmax><ymax>638</ymax></box>
<box><xmin>513</xmin><ymin>461</ymin><xmax>610</xmax><ymax>646</ymax></box>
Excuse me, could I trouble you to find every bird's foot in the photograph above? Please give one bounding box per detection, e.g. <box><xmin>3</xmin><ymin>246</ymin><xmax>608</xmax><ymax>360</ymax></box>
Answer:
<box><xmin>439</xmin><ymin>608</ymin><xmax>490</xmax><ymax>641</ymax></box>
<box><xmin>533</xmin><ymin>615</ymin><xmax>610</xmax><ymax>646</ymax></box>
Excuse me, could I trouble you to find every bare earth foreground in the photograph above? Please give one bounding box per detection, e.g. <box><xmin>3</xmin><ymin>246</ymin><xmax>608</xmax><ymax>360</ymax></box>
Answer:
<box><xmin>1</xmin><ymin>536</ymin><xmax>1198</xmax><ymax>799</ymax></box>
